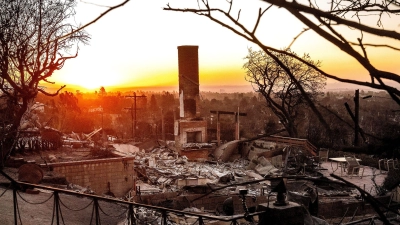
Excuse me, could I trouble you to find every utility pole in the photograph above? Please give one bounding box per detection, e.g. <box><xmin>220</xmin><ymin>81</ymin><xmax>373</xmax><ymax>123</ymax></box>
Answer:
<box><xmin>344</xmin><ymin>89</ymin><xmax>366</xmax><ymax>146</ymax></box>
<box><xmin>160</xmin><ymin>108</ymin><xmax>165</xmax><ymax>142</ymax></box>
<box><xmin>236</xmin><ymin>106</ymin><xmax>240</xmax><ymax>140</ymax></box>
<box><xmin>354</xmin><ymin>89</ymin><xmax>360</xmax><ymax>146</ymax></box>
<box><xmin>125</xmin><ymin>92</ymin><xmax>146</xmax><ymax>141</ymax></box>
<box><xmin>101</xmin><ymin>106</ymin><xmax>104</xmax><ymax>142</ymax></box>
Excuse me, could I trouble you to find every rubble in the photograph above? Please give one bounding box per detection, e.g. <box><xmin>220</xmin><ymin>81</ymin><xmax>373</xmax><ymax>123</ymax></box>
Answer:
<box><xmin>113</xmin><ymin>143</ymin><xmax>300</xmax><ymax>220</ymax></box>
<box><xmin>66</xmin><ymin>183</ymin><xmax>95</xmax><ymax>195</ymax></box>
<box><xmin>96</xmin><ymin>137</ymin><xmax>397</xmax><ymax>224</ymax></box>
<box><xmin>7</xmin><ymin>123</ymin><xmax>398</xmax><ymax>224</ymax></box>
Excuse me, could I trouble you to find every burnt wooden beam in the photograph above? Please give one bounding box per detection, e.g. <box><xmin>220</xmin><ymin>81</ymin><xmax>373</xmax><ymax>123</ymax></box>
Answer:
<box><xmin>210</xmin><ymin>110</ymin><xmax>247</xmax><ymax>116</ymax></box>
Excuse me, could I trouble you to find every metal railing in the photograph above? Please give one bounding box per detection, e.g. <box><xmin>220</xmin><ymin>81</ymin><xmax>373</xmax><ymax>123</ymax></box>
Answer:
<box><xmin>2</xmin><ymin>169</ymin><xmax>400</xmax><ymax>225</ymax></box>
<box><xmin>0</xmin><ymin>170</ymin><xmax>264</xmax><ymax>225</ymax></box>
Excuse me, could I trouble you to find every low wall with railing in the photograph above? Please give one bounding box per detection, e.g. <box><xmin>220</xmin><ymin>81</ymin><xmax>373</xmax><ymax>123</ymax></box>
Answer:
<box><xmin>41</xmin><ymin>157</ymin><xmax>136</xmax><ymax>197</ymax></box>
<box><xmin>0</xmin><ymin>169</ymin><xmax>398</xmax><ymax>225</ymax></box>
<box><xmin>0</xmin><ymin>176</ymin><xmax>265</xmax><ymax>225</ymax></box>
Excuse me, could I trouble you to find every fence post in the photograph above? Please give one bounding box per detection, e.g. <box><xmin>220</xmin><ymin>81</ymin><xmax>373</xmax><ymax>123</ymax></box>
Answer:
<box><xmin>199</xmin><ymin>216</ymin><xmax>204</xmax><ymax>225</ymax></box>
<box><xmin>162</xmin><ymin>209</ymin><xmax>167</xmax><ymax>225</ymax></box>
<box><xmin>54</xmin><ymin>191</ymin><xmax>60</xmax><ymax>225</ymax></box>
<box><xmin>128</xmin><ymin>204</ymin><xmax>136</xmax><ymax>225</ymax></box>
<box><xmin>13</xmin><ymin>188</ymin><xmax>17</xmax><ymax>225</ymax></box>
<box><xmin>93</xmin><ymin>198</ymin><xmax>101</xmax><ymax>225</ymax></box>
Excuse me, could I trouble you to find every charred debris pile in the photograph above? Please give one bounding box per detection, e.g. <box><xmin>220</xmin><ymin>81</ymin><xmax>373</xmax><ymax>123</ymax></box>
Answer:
<box><xmin>115</xmin><ymin>139</ymin><xmax>398</xmax><ymax>224</ymax></box>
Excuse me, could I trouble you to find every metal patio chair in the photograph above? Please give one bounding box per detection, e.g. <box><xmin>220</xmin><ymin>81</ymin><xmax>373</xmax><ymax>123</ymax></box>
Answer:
<box><xmin>345</xmin><ymin>156</ymin><xmax>365</xmax><ymax>179</ymax></box>
<box><xmin>378</xmin><ymin>158</ymin><xmax>399</xmax><ymax>174</ymax></box>
<box><xmin>318</xmin><ymin>148</ymin><xmax>329</xmax><ymax>163</ymax></box>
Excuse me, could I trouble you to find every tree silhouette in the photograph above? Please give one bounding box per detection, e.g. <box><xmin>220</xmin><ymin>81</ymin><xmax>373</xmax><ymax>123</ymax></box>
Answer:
<box><xmin>55</xmin><ymin>91</ymin><xmax>81</xmax><ymax>131</ymax></box>
<box><xmin>0</xmin><ymin>0</ymin><xmax>128</xmax><ymax>167</ymax></box>
<box><xmin>0</xmin><ymin>0</ymin><xmax>87</xmax><ymax>165</ymax></box>
<box><xmin>99</xmin><ymin>86</ymin><xmax>107</xmax><ymax>97</ymax></box>
<box><xmin>148</xmin><ymin>95</ymin><xmax>158</xmax><ymax>112</ymax></box>
<box><xmin>160</xmin><ymin>91</ymin><xmax>175</xmax><ymax>111</ymax></box>
<box><xmin>244</xmin><ymin>48</ymin><xmax>326</xmax><ymax>137</ymax></box>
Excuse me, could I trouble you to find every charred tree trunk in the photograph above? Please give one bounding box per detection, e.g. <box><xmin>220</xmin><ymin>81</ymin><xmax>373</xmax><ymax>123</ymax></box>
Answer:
<box><xmin>1</xmin><ymin>97</ymin><xmax>29</xmax><ymax>168</ymax></box>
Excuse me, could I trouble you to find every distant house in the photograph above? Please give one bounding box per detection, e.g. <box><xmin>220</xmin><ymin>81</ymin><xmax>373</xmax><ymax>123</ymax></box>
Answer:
<box><xmin>89</xmin><ymin>106</ymin><xmax>103</xmax><ymax>113</ymax></box>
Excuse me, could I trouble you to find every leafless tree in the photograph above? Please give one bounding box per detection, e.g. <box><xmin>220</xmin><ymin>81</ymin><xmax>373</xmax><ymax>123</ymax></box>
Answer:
<box><xmin>165</xmin><ymin>0</ymin><xmax>400</xmax><ymax>104</ymax></box>
<box><xmin>244</xmin><ymin>48</ymin><xmax>326</xmax><ymax>137</ymax></box>
<box><xmin>0</xmin><ymin>0</ymin><xmax>129</xmax><ymax>167</ymax></box>
<box><xmin>164</xmin><ymin>0</ymin><xmax>400</xmax><ymax>139</ymax></box>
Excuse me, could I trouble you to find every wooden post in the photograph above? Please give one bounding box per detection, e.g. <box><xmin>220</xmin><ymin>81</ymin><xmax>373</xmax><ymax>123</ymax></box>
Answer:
<box><xmin>345</xmin><ymin>89</ymin><xmax>366</xmax><ymax>146</ymax></box>
<box><xmin>354</xmin><ymin>89</ymin><xmax>359</xmax><ymax>146</ymax></box>
<box><xmin>235</xmin><ymin>112</ymin><xmax>239</xmax><ymax>140</ymax></box>
<box><xmin>236</xmin><ymin>106</ymin><xmax>240</xmax><ymax>140</ymax></box>
<box><xmin>210</xmin><ymin>110</ymin><xmax>247</xmax><ymax>145</ymax></box>
<box><xmin>161</xmin><ymin>108</ymin><xmax>165</xmax><ymax>142</ymax></box>
<box><xmin>217</xmin><ymin>111</ymin><xmax>220</xmax><ymax>146</ymax></box>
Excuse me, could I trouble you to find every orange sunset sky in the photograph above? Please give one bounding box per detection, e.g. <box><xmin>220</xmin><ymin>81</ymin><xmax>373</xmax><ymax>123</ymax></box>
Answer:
<box><xmin>50</xmin><ymin>0</ymin><xmax>400</xmax><ymax>92</ymax></box>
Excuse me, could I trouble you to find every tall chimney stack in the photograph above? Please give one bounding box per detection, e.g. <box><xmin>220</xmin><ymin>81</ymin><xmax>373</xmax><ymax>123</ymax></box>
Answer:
<box><xmin>177</xmin><ymin>45</ymin><xmax>199</xmax><ymax>118</ymax></box>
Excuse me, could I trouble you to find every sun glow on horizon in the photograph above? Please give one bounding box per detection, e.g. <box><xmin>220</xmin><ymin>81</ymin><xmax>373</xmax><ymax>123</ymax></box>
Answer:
<box><xmin>53</xmin><ymin>67</ymin><xmax>249</xmax><ymax>91</ymax></box>
<box><xmin>47</xmin><ymin>0</ymin><xmax>400</xmax><ymax>93</ymax></box>
<box><xmin>53</xmin><ymin>68</ymin><xmax>124</xmax><ymax>90</ymax></box>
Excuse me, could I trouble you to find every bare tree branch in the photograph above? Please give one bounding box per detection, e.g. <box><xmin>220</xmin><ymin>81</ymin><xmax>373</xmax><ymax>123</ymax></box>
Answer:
<box><xmin>349</xmin><ymin>42</ymin><xmax>400</xmax><ymax>51</ymax></box>
<box><xmin>164</xmin><ymin>0</ymin><xmax>400</xmax><ymax>140</ymax></box>
<box><xmin>287</xmin><ymin>27</ymin><xmax>311</xmax><ymax>50</ymax></box>
<box><xmin>38</xmin><ymin>85</ymin><xmax>66</xmax><ymax>97</ymax></box>
<box><xmin>263</xmin><ymin>0</ymin><xmax>400</xmax><ymax>40</ymax></box>
<box><xmin>52</xmin><ymin>0</ymin><xmax>130</xmax><ymax>43</ymax></box>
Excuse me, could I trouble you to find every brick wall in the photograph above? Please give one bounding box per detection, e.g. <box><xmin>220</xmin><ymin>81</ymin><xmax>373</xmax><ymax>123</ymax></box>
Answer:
<box><xmin>179</xmin><ymin>120</ymin><xmax>207</xmax><ymax>143</ymax></box>
<box><xmin>42</xmin><ymin>157</ymin><xmax>136</xmax><ymax>197</ymax></box>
